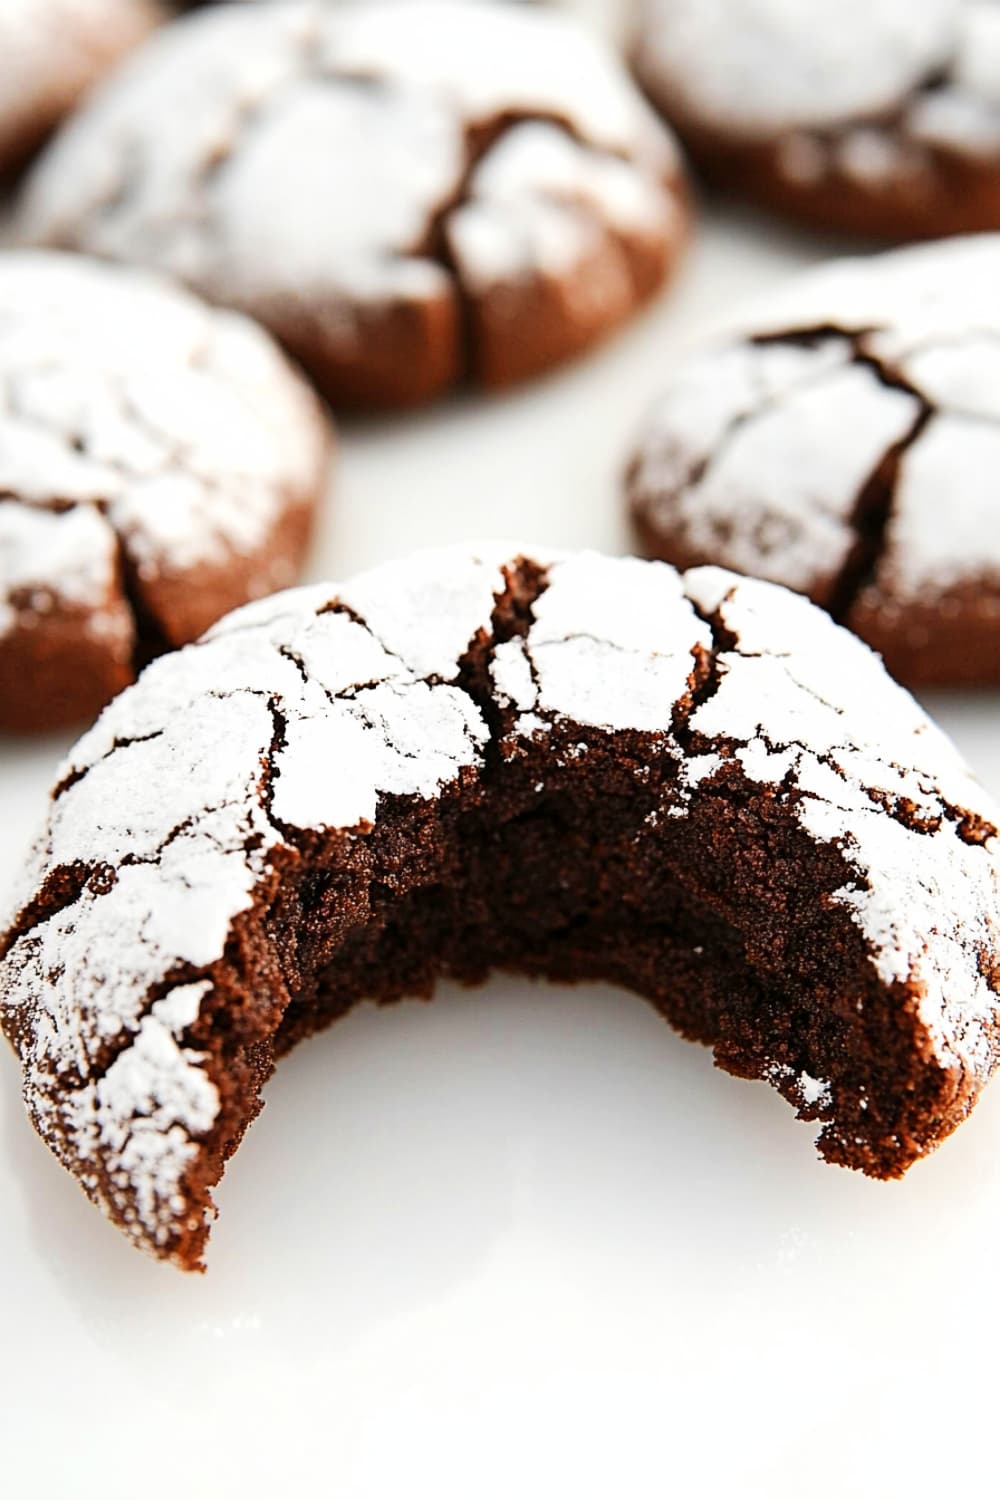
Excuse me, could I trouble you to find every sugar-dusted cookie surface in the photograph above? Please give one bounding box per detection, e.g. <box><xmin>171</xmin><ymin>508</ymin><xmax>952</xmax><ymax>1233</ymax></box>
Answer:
<box><xmin>634</xmin><ymin>0</ymin><xmax>1000</xmax><ymax>239</ymax></box>
<box><xmin>2</xmin><ymin>546</ymin><xmax>998</xmax><ymax>1267</ymax></box>
<box><xmin>18</xmin><ymin>0</ymin><xmax>688</xmax><ymax>408</ymax></box>
<box><xmin>0</xmin><ymin>0</ymin><xmax>160</xmax><ymax>179</ymax></box>
<box><xmin>0</xmin><ymin>251</ymin><xmax>331</xmax><ymax>732</ymax></box>
<box><xmin>627</xmin><ymin>235</ymin><xmax>1000</xmax><ymax>686</ymax></box>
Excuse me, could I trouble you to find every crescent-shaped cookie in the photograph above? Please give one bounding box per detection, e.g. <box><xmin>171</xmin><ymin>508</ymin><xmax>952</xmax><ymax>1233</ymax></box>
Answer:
<box><xmin>2</xmin><ymin>548</ymin><xmax>998</xmax><ymax>1267</ymax></box>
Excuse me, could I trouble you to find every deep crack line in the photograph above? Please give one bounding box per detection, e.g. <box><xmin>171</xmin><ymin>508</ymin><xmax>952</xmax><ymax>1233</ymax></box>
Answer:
<box><xmin>826</xmin><ymin>396</ymin><xmax>933</xmax><ymax>624</ymax></box>
<box><xmin>663</xmin><ymin>324</ymin><xmax>939</xmax><ymax>627</ymax></box>
<box><xmin>429</xmin><ymin>109</ymin><xmax>655</xmax><ymax>384</ymax></box>
<box><xmin>671</xmin><ymin>584</ymin><xmax>738</xmax><ymax>754</ymax></box>
<box><xmin>453</xmin><ymin>556</ymin><xmax>551</xmax><ymax>756</ymax></box>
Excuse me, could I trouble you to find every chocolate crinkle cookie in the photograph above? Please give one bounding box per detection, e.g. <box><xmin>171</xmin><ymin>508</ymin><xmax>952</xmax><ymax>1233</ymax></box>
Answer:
<box><xmin>627</xmin><ymin>235</ymin><xmax>1000</xmax><ymax>687</ymax></box>
<box><xmin>0</xmin><ymin>251</ymin><xmax>332</xmax><ymax>734</ymax></box>
<box><xmin>633</xmin><ymin>0</ymin><xmax>1000</xmax><ymax>239</ymax></box>
<box><xmin>2</xmin><ymin>546</ymin><xmax>998</xmax><ymax>1268</ymax></box>
<box><xmin>0</xmin><ymin>0</ymin><xmax>160</xmax><ymax>180</ymax></box>
<box><xmin>15</xmin><ymin>0</ymin><xmax>688</xmax><ymax>409</ymax></box>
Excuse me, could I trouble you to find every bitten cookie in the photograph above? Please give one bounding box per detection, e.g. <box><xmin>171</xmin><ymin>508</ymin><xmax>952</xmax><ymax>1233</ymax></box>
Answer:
<box><xmin>627</xmin><ymin>235</ymin><xmax>1000</xmax><ymax>687</ymax></box>
<box><xmin>0</xmin><ymin>251</ymin><xmax>331</xmax><ymax>734</ymax></box>
<box><xmin>2</xmin><ymin>546</ymin><xmax>998</xmax><ymax>1268</ymax></box>
<box><xmin>17</xmin><ymin>0</ymin><xmax>688</xmax><ymax>408</ymax></box>
<box><xmin>633</xmin><ymin>0</ymin><xmax>1000</xmax><ymax>239</ymax></box>
<box><xmin>0</xmin><ymin>0</ymin><xmax>160</xmax><ymax>180</ymax></box>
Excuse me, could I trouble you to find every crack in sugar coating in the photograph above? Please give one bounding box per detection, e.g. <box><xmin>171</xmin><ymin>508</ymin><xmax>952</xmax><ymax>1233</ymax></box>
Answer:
<box><xmin>1</xmin><ymin>547</ymin><xmax>999</xmax><ymax>1268</ymax></box>
<box><xmin>16</xmin><ymin>0</ymin><xmax>686</xmax><ymax>407</ymax></box>
<box><xmin>0</xmin><ymin>250</ymin><xmax>331</xmax><ymax>731</ymax></box>
<box><xmin>633</xmin><ymin>0</ymin><xmax>1000</xmax><ymax>237</ymax></box>
<box><xmin>675</xmin><ymin>597</ymin><xmax>988</xmax><ymax>841</ymax></box>
<box><xmin>627</xmin><ymin>235</ymin><xmax>1000</xmax><ymax>686</ymax></box>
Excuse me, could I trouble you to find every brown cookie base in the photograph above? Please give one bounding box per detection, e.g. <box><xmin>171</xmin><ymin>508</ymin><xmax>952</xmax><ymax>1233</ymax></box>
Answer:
<box><xmin>632</xmin><ymin>50</ymin><xmax>1000</xmax><ymax>243</ymax></box>
<box><xmin>848</xmin><ymin>580</ymin><xmax>1000</xmax><ymax>687</ymax></box>
<box><xmin>684</xmin><ymin>130</ymin><xmax>1000</xmax><ymax>243</ymax></box>
<box><xmin>243</xmin><ymin>170</ymin><xmax>688</xmax><ymax>408</ymax></box>
<box><xmin>125</xmin><ymin>495</ymin><xmax>320</xmax><ymax>653</ymax></box>
<box><xmin>1</xmin><ymin>483</ymin><xmax>325</xmax><ymax>737</ymax></box>
<box><xmin>469</xmin><ymin>187</ymin><xmax>687</xmax><ymax>389</ymax></box>
<box><xmin>261</xmin><ymin>287</ymin><xmax>462</xmax><ymax>411</ymax></box>
<box><xmin>0</xmin><ymin>596</ymin><xmax>134</xmax><ymax>735</ymax></box>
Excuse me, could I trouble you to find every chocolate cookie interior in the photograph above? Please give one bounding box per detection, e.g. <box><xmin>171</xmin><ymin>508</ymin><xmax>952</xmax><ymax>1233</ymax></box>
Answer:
<box><xmin>4</xmin><ymin>549</ymin><xmax>997</xmax><ymax>1269</ymax></box>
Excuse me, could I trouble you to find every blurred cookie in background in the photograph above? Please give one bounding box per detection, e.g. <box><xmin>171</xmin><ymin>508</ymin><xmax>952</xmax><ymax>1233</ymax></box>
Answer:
<box><xmin>17</xmin><ymin>0</ymin><xmax>690</xmax><ymax>408</ymax></box>
<box><xmin>0</xmin><ymin>251</ymin><xmax>332</xmax><ymax>733</ymax></box>
<box><xmin>626</xmin><ymin>235</ymin><xmax>1000</xmax><ymax>686</ymax></box>
<box><xmin>633</xmin><ymin>0</ymin><xmax>1000</xmax><ymax>239</ymax></box>
<box><xmin>0</xmin><ymin>0</ymin><xmax>161</xmax><ymax>181</ymax></box>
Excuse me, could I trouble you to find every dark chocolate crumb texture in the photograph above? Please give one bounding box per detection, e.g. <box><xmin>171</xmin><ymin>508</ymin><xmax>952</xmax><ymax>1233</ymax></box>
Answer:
<box><xmin>2</xmin><ymin>547</ymin><xmax>999</xmax><ymax>1269</ymax></box>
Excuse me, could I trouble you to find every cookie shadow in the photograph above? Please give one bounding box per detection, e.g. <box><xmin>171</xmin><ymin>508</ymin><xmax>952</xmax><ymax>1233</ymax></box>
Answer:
<box><xmin>4</xmin><ymin>972</ymin><xmax>1000</xmax><ymax>1388</ymax></box>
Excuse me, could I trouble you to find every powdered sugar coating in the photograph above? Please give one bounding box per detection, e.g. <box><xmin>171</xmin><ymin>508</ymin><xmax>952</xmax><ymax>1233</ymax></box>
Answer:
<box><xmin>635</xmin><ymin>0</ymin><xmax>956</xmax><ymax>136</ymax></box>
<box><xmin>0</xmin><ymin>504</ymin><xmax>125</xmax><ymax>640</ymax></box>
<box><xmin>85</xmin><ymin>981</ymin><xmax>220</xmax><ymax>1245</ymax></box>
<box><xmin>635</xmin><ymin>0</ymin><xmax>1000</xmax><ymax>204</ymax></box>
<box><xmin>448</xmin><ymin>121</ymin><xmax>675</xmax><ymax>293</ymax></box>
<box><xmin>17</xmin><ymin>1</ymin><xmax>682</xmax><ymax>401</ymax></box>
<box><xmin>0</xmin><ymin>0</ymin><xmax>158</xmax><ymax>172</ymax></box>
<box><xmin>0</xmin><ymin>249</ymin><xmax>329</xmax><ymax>663</ymax></box>
<box><xmin>491</xmin><ymin>552</ymin><xmax>710</xmax><ymax>732</ymax></box>
<box><xmin>906</xmin><ymin>4</ymin><xmax>1000</xmax><ymax>156</ymax></box>
<box><xmin>2</xmin><ymin>546</ymin><xmax>998</xmax><ymax>1261</ymax></box>
<box><xmin>685</xmin><ymin>567</ymin><xmax>1000</xmax><ymax>1069</ymax></box>
<box><xmin>629</xmin><ymin>235</ymin><xmax>1000</xmax><ymax>609</ymax></box>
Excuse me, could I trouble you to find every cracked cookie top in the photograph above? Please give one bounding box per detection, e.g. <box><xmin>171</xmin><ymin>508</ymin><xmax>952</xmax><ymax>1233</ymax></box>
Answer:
<box><xmin>0</xmin><ymin>250</ymin><xmax>331</xmax><ymax>726</ymax></box>
<box><xmin>634</xmin><ymin>0</ymin><xmax>1000</xmax><ymax>237</ymax></box>
<box><xmin>627</xmin><ymin>235</ymin><xmax>1000</xmax><ymax>677</ymax></box>
<box><xmin>0</xmin><ymin>0</ymin><xmax>160</xmax><ymax>177</ymax></box>
<box><xmin>2</xmin><ymin>546</ymin><xmax>998</xmax><ymax>1260</ymax></box>
<box><xmin>16</xmin><ymin>0</ymin><xmax>686</xmax><ymax>406</ymax></box>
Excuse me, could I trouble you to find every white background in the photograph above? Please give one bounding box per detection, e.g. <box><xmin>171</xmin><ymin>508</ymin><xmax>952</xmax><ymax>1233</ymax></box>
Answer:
<box><xmin>3</xmin><ymin>11</ymin><xmax>1000</xmax><ymax>1497</ymax></box>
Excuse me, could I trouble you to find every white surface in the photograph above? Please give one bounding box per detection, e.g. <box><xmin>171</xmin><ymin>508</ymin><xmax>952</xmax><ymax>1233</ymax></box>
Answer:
<box><xmin>2</xmin><ymin>193</ymin><xmax>1000</xmax><ymax>1498</ymax></box>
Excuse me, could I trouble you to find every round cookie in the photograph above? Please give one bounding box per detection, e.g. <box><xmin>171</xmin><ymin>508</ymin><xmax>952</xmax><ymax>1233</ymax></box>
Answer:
<box><xmin>16</xmin><ymin>0</ymin><xmax>688</xmax><ymax>409</ymax></box>
<box><xmin>627</xmin><ymin>235</ymin><xmax>1000</xmax><ymax>687</ymax></box>
<box><xmin>0</xmin><ymin>251</ymin><xmax>332</xmax><ymax>734</ymax></box>
<box><xmin>2</xmin><ymin>545</ymin><xmax>998</xmax><ymax>1267</ymax></box>
<box><xmin>0</xmin><ymin>0</ymin><xmax>161</xmax><ymax>180</ymax></box>
<box><xmin>633</xmin><ymin>0</ymin><xmax>1000</xmax><ymax>240</ymax></box>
